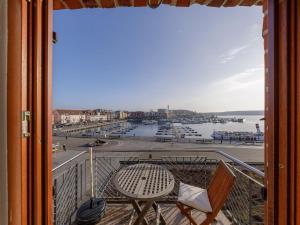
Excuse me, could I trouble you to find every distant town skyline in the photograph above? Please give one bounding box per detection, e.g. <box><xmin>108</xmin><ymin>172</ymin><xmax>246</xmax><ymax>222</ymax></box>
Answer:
<box><xmin>53</xmin><ymin>6</ymin><xmax>264</xmax><ymax>112</ymax></box>
<box><xmin>52</xmin><ymin>107</ymin><xmax>264</xmax><ymax>115</ymax></box>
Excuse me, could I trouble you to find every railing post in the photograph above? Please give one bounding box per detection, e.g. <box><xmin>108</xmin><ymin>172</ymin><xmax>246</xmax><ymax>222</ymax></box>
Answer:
<box><xmin>80</xmin><ymin>163</ymin><xmax>83</xmax><ymax>202</ymax></box>
<box><xmin>204</xmin><ymin>159</ymin><xmax>207</xmax><ymax>188</ymax></box>
<box><xmin>85</xmin><ymin>159</ymin><xmax>87</xmax><ymax>196</ymax></box>
<box><xmin>89</xmin><ymin>147</ymin><xmax>94</xmax><ymax>198</ymax></box>
<box><xmin>53</xmin><ymin>179</ymin><xmax>57</xmax><ymax>225</ymax></box>
<box><xmin>75</xmin><ymin>163</ymin><xmax>79</xmax><ymax>209</ymax></box>
<box><xmin>248</xmin><ymin>179</ymin><xmax>253</xmax><ymax>225</ymax></box>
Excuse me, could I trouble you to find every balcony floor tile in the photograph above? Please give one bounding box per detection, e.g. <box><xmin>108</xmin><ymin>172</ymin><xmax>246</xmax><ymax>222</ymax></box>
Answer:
<box><xmin>97</xmin><ymin>203</ymin><xmax>231</xmax><ymax>225</ymax></box>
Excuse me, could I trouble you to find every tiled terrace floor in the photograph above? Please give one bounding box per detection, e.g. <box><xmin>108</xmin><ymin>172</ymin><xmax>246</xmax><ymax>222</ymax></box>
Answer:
<box><xmin>97</xmin><ymin>203</ymin><xmax>231</xmax><ymax>225</ymax></box>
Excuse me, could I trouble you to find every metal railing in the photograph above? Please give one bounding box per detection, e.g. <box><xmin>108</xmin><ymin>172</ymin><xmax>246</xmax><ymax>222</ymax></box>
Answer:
<box><xmin>52</xmin><ymin>150</ymin><xmax>265</xmax><ymax>225</ymax></box>
<box><xmin>52</xmin><ymin>152</ymin><xmax>88</xmax><ymax>225</ymax></box>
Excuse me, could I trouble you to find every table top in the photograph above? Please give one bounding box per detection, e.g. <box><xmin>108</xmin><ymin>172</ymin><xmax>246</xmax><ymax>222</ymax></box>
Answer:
<box><xmin>114</xmin><ymin>163</ymin><xmax>175</xmax><ymax>200</ymax></box>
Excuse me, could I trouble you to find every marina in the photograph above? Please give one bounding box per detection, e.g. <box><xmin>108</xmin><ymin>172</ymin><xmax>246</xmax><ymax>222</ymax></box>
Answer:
<box><xmin>170</xmin><ymin>116</ymin><xmax>246</xmax><ymax>124</ymax></box>
<box><xmin>155</xmin><ymin>123</ymin><xmax>204</xmax><ymax>142</ymax></box>
<box><xmin>211</xmin><ymin>123</ymin><xmax>264</xmax><ymax>142</ymax></box>
<box><xmin>53</xmin><ymin>115</ymin><xmax>264</xmax><ymax>144</ymax></box>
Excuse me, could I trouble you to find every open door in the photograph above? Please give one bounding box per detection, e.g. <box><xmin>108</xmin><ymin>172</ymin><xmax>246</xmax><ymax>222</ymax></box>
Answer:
<box><xmin>265</xmin><ymin>1</ymin><xmax>300</xmax><ymax>224</ymax></box>
<box><xmin>6</xmin><ymin>0</ymin><xmax>300</xmax><ymax>225</ymax></box>
<box><xmin>7</xmin><ymin>0</ymin><xmax>53</xmax><ymax>224</ymax></box>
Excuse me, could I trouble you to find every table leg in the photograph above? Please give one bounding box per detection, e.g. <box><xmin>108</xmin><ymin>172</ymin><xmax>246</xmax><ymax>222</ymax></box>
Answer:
<box><xmin>132</xmin><ymin>200</ymin><xmax>153</xmax><ymax>225</ymax></box>
<box><xmin>131</xmin><ymin>200</ymin><xmax>149</xmax><ymax>225</ymax></box>
<box><xmin>128</xmin><ymin>209</ymin><xmax>136</xmax><ymax>225</ymax></box>
<box><xmin>155</xmin><ymin>204</ymin><xmax>161</xmax><ymax>225</ymax></box>
<box><xmin>152</xmin><ymin>202</ymin><xmax>167</xmax><ymax>225</ymax></box>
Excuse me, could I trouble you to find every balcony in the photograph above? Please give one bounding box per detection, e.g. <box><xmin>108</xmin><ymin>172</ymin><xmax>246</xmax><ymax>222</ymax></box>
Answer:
<box><xmin>52</xmin><ymin>150</ymin><xmax>264</xmax><ymax>225</ymax></box>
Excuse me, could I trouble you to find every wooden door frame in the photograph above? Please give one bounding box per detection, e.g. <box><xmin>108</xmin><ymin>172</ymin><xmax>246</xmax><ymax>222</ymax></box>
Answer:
<box><xmin>7</xmin><ymin>0</ymin><xmax>53</xmax><ymax>224</ymax></box>
<box><xmin>266</xmin><ymin>1</ymin><xmax>300</xmax><ymax>224</ymax></box>
<box><xmin>6</xmin><ymin>0</ymin><xmax>300</xmax><ymax>225</ymax></box>
<box><xmin>8</xmin><ymin>0</ymin><xmax>29</xmax><ymax>224</ymax></box>
<box><xmin>0</xmin><ymin>0</ymin><xmax>8</xmax><ymax>224</ymax></box>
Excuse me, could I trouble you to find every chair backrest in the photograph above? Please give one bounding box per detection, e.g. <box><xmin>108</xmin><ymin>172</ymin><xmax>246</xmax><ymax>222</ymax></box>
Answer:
<box><xmin>202</xmin><ymin>160</ymin><xmax>235</xmax><ymax>225</ymax></box>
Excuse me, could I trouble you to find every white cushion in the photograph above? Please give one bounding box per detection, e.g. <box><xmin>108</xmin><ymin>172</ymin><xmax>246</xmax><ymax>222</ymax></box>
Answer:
<box><xmin>178</xmin><ymin>182</ymin><xmax>212</xmax><ymax>213</ymax></box>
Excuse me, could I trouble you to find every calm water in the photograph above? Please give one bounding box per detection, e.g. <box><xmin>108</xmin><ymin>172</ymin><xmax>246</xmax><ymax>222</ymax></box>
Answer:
<box><xmin>125</xmin><ymin>116</ymin><xmax>264</xmax><ymax>138</ymax></box>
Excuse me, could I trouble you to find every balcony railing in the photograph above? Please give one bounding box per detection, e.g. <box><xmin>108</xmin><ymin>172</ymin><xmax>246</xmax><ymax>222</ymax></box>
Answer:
<box><xmin>52</xmin><ymin>150</ymin><xmax>265</xmax><ymax>225</ymax></box>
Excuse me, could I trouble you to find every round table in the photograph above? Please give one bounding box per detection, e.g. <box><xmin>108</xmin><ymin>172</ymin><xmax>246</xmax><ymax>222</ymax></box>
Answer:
<box><xmin>114</xmin><ymin>163</ymin><xmax>175</xmax><ymax>225</ymax></box>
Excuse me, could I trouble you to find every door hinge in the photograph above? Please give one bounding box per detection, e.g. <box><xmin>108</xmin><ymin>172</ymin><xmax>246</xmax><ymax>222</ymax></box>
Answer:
<box><xmin>22</xmin><ymin>111</ymin><xmax>31</xmax><ymax>138</ymax></box>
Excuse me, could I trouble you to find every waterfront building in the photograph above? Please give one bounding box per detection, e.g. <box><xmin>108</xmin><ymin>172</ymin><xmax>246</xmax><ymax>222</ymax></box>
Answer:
<box><xmin>143</xmin><ymin>111</ymin><xmax>160</xmax><ymax>120</ymax></box>
<box><xmin>84</xmin><ymin>110</ymin><xmax>103</xmax><ymax>122</ymax></box>
<box><xmin>95</xmin><ymin>109</ymin><xmax>113</xmax><ymax>121</ymax></box>
<box><xmin>115</xmin><ymin>111</ymin><xmax>128</xmax><ymax>120</ymax></box>
<box><xmin>158</xmin><ymin>108</ymin><xmax>171</xmax><ymax>119</ymax></box>
<box><xmin>53</xmin><ymin>109</ymin><xmax>86</xmax><ymax>124</ymax></box>
<box><xmin>98</xmin><ymin>113</ymin><xmax>108</xmax><ymax>121</ymax></box>
<box><xmin>128</xmin><ymin>111</ymin><xmax>145</xmax><ymax>120</ymax></box>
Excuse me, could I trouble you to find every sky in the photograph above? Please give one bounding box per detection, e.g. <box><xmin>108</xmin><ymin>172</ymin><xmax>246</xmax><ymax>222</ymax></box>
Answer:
<box><xmin>53</xmin><ymin>5</ymin><xmax>264</xmax><ymax>112</ymax></box>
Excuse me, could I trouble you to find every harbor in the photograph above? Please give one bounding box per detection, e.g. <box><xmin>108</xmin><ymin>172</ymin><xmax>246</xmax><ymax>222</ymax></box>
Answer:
<box><xmin>53</xmin><ymin>115</ymin><xmax>264</xmax><ymax>145</ymax></box>
<box><xmin>52</xmin><ymin>116</ymin><xmax>265</xmax><ymax>167</ymax></box>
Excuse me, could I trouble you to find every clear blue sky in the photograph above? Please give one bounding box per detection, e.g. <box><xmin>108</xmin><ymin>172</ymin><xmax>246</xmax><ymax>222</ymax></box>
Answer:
<box><xmin>53</xmin><ymin>5</ymin><xmax>264</xmax><ymax>112</ymax></box>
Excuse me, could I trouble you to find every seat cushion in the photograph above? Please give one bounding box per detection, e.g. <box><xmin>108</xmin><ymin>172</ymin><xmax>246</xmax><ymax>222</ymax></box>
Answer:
<box><xmin>177</xmin><ymin>182</ymin><xmax>212</xmax><ymax>213</ymax></box>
